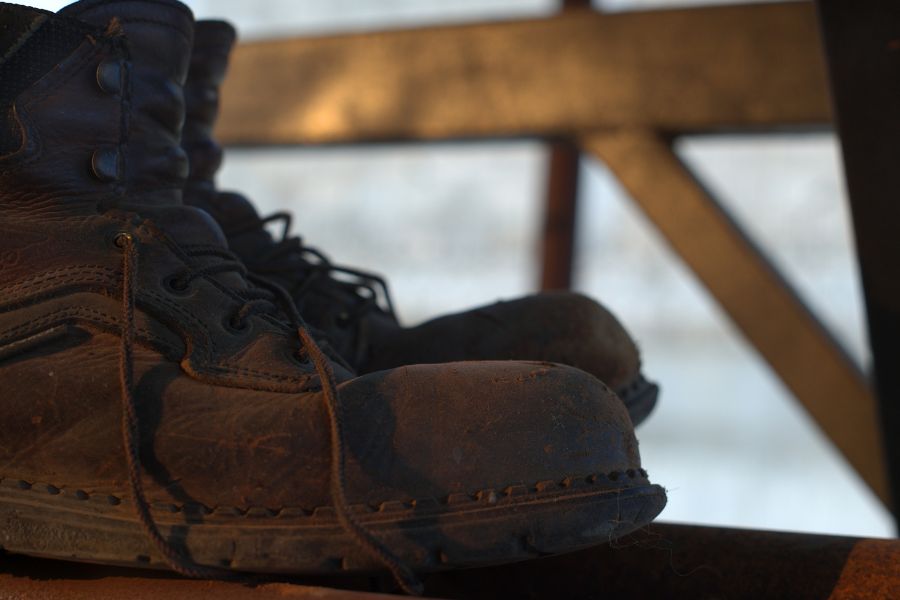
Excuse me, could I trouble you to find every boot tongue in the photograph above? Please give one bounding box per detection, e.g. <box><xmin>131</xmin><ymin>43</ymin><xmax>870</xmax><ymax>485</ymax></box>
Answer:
<box><xmin>190</xmin><ymin>191</ymin><xmax>280</xmax><ymax>261</ymax></box>
<box><xmin>59</xmin><ymin>0</ymin><xmax>193</xmax><ymax>207</ymax></box>
<box><xmin>140</xmin><ymin>204</ymin><xmax>230</xmax><ymax>249</ymax></box>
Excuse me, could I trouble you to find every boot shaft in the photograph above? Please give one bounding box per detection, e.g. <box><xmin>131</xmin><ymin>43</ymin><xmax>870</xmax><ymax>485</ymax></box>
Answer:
<box><xmin>183</xmin><ymin>19</ymin><xmax>234</xmax><ymax>193</ymax></box>
<box><xmin>178</xmin><ymin>22</ymin><xmax>291</xmax><ymax>282</ymax></box>
<box><xmin>0</xmin><ymin>0</ymin><xmax>354</xmax><ymax>388</ymax></box>
<box><xmin>0</xmin><ymin>0</ymin><xmax>193</xmax><ymax>215</ymax></box>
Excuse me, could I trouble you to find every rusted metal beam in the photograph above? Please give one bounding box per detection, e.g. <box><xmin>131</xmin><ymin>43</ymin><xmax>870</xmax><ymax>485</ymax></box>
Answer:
<box><xmin>536</xmin><ymin>1</ymin><xmax>592</xmax><ymax>292</ymax></box>
<box><xmin>217</xmin><ymin>2</ymin><xmax>830</xmax><ymax>146</ymax></box>
<box><xmin>420</xmin><ymin>523</ymin><xmax>900</xmax><ymax>599</ymax></box>
<box><xmin>583</xmin><ymin>130</ymin><xmax>888</xmax><ymax>506</ymax></box>
<box><xmin>4</xmin><ymin>524</ymin><xmax>897</xmax><ymax>598</ymax></box>
<box><xmin>816</xmin><ymin>0</ymin><xmax>900</xmax><ymax>524</ymax></box>
<box><xmin>540</xmin><ymin>140</ymin><xmax>580</xmax><ymax>290</ymax></box>
<box><xmin>0</xmin><ymin>571</ymin><xmax>405</xmax><ymax>600</ymax></box>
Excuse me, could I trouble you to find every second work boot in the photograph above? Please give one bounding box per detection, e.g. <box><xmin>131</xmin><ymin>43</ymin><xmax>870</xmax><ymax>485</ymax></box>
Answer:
<box><xmin>0</xmin><ymin>0</ymin><xmax>665</xmax><ymax>591</ymax></box>
<box><xmin>182</xmin><ymin>20</ymin><xmax>659</xmax><ymax>425</ymax></box>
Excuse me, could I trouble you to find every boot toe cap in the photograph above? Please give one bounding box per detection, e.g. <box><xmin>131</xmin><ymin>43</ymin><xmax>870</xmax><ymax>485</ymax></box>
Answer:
<box><xmin>483</xmin><ymin>291</ymin><xmax>642</xmax><ymax>389</ymax></box>
<box><xmin>339</xmin><ymin>360</ymin><xmax>644</xmax><ymax>504</ymax></box>
<box><xmin>367</xmin><ymin>291</ymin><xmax>642</xmax><ymax>391</ymax></box>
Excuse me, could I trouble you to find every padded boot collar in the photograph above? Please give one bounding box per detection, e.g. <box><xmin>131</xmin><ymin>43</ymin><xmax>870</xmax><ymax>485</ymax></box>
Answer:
<box><xmin>183</xmin><ymin>19</ymin><xmax>235</xmax><ymax>190</ymax></box>
<box><xmin>0</xmin><ymin>0</ymin><xmax>194</xmax><ymax>216</ymax></box>
<box><xmin>59</xmin><ymin>0</ymin><xmax>194</xmax><ymax>207</ymax></box>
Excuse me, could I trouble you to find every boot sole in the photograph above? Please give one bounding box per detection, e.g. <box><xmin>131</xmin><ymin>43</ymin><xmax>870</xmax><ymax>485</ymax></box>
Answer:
<box><xmin>0</xmin><ymin>473</ymin><xmax>665</xmax><ymax>575</ymax></box>
<box><xmin>616</xmin><ymin>373</ymin><xmax>659</xmax><ymax>426</ymax></box>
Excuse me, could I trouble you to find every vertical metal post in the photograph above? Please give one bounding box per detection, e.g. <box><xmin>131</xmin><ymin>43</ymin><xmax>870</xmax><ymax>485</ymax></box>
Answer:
<box><xmin>537</xmin><ymin>0</ymin><xmax>592</xmax><ymax>291</ymax></box>
<box><xmin>540</xmin><ymin>139</ymin><xmax>581</xmax><ymax>290</ymax></box>
<box><xmin>816</xmin><ymin>0</ymin><xmax>900</xmax><ymax>523</ymax></box>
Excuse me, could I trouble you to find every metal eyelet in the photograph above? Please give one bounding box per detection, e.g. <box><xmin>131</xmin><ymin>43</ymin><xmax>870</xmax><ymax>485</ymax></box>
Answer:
<box><xmin>335</xmin><ymin>311</ymin><xmax>351</xmax><ymax>328</ymax></box>
<box><xmin>163</xmin><ymin>274</ymin><xmax>191</xmax><ymax>295</ymax></box>
<box><xmin>292</xmin><ymin>349</ymin><xmax>309</xmax><ymax>365</ymax></box>
<box><xmin>96</xmin><ymin>59</ymin><xmax>124</xmax><ymax>94</ymax></box>
<box><xmin>91</xmin><ymin>148</ymin><xmax>121</xmax><ymax>182</ymax></box>
<box><xmin>112</xmin><ymin>232</ymin><xmax>132</xmax><ymax>249</ymax></box>
<box><xmin>223</xmin><ymin>314</ymin><xmax>249</xmax><ymax>334</ymax></box>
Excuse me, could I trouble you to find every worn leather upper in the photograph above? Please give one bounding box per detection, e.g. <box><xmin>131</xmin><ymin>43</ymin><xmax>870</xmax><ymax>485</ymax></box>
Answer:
<box><xmin>0</xmin><ymin>0</ymin><xmax>348</xmax><ymax>390</ymax></box>
<box><xmin>3</xmin><ymin>343</ymin><xmax>640</xmax><ymax>508</ymax></box>
<box><xmin>362</xmin><ymin>291</ymin><xmax>642</xmax><ymax>391</ymax></box>
<box><xmin>0</xmin><ymin>1</ymin><xmax>645</xmax><ymax>513</ymax></box>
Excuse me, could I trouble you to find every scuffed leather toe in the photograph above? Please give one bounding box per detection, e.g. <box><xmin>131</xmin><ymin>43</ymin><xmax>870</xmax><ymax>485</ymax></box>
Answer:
<box><xmin>363</xmin><ymin>291</ymin><xmax>642</xmax><ymax>392</ymax></box>
<box><xmin>338</xmin><ymin>360</ymin><xmax>643</xmax><ymax>505</ymax></box>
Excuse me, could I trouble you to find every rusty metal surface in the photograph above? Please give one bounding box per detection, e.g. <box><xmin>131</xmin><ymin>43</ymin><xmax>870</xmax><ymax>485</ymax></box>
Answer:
<box><xmin>583</xmin><ymin>130</ymin><xmax>886</xmax><ymax>506</ymax></box>
<box><xmin>0</xmin><ymin>552</ymin><xmax>409</xmax><ymax>599</ymax></box>
<box><xmin>815</xmin><ymin>0</ymin><xmax>900</xmax><ymax>522</ymax></box>
<box><xmin>0</xmin><ymin>574</ymin><xmax>402</xmax><ymax>600</ymax></box>
<box><xmin>217</xmin><ymin>2</ymin><xmax>830</xmax><ymax>146</ymax></box>
<box><xmin>2</xmin><ymin>524</ymin><xmax>897</xmax><ymax>599</ymax></box>
<box><xmin>539</xmin><ymin>140</ymin><xmax>580</xmax><ymax>290</ymax></box>
<box><xmin>420</xmin><ymin>523</ymin><xmax>900</xmax><ymax>599</ymax></box>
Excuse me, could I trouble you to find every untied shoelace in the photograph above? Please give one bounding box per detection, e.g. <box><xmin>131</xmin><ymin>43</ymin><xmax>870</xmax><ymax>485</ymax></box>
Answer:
<box><xmin>114</xmin><ymin>231</ymin><xmax>423</xmax><ymax>595</ymax></box>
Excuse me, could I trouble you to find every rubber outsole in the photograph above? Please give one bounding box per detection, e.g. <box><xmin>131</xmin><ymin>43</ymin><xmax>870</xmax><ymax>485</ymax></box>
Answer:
<box><xmin>0</xmin><ymin>473</ymin><xmax>666</xmax><ymax>575</ymax></box>
<box><xmin>616</xmin><ymin>373</ymin><xmax>659</xmax><ymax>426</ymax></box>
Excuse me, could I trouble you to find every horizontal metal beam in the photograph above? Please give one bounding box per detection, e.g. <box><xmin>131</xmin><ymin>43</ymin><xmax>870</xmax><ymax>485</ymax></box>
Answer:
<box><xmin>583</xmin><ymin>130</ymin><xmax>888</xmax><ymax>506</ymax></box>
<box><xmin>217</xmin><ymin>2</ymin><xmax>830</xmax><ymax>146</ymax></box>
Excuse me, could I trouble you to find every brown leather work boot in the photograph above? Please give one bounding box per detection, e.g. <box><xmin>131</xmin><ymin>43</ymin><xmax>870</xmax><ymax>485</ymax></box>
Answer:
<box><xmin>0</xmin><ymin>0</ymin><xmax>664</xmax><ymax>591</ymax></box>
<box><xmin>183</xmin><ymin>21</ymin><xmax>659</xmax><ymax>425</ymax></box>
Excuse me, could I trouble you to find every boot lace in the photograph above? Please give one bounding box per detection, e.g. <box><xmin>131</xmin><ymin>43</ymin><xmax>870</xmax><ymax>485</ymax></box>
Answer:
<box><xmin>172</xmin><ymin>242</ymin><xmax>353</xmax><ymax>372</ymax></box>
<box><xmin>224</xmin><ymin>211</ymin><xmax>397</xmax><ymax>328</ymax></box>
<box><xmin>167</xmin><ymin>243</ymin><xmax>278</xmax><ymax>330</ymax></box>
<box><xmin>114</xmin><ymin>232</ymin><xmax>422</xmax><ymax>595</ymax></box>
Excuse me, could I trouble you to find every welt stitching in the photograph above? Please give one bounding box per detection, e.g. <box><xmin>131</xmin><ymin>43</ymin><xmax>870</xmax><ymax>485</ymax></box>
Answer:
<box><xmin>5</xmin><ymin>266</ymin><xmax>114</xmax><ymax>289</ymax></box>
<box><xmin>0</xmin><ymin>306</ymin><xmax>176</xmax><ymax>355</ymax></box>
<box><xmin>2</xmin><ymin>469</ymin><xmax>651</xmax><ymax>516</ymax></box>
<box><xmin>0</xmin><ymin>265</ymin><xmax>117</xmax><ymax>298</ymax></box>
<box><xmin>0</xmin><ymin>266</ymin><xmax>308</xmax><ymax>383</ymax></box>
<box><xmin>0</xmin><ymin>302</ymin><xmax>304</xmax><ymax>383</ymax></box>
<box><xmin>192</xmin><ymin>361</ymin><xmax>314</xmax><ymax>383</ymax></box>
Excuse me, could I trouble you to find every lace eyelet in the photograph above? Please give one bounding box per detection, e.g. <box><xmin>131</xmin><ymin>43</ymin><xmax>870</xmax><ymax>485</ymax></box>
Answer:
<box><xmin>335</xmin><ymin>311</ymin><xmax>351</xmax><ymax>328</ymax></box>
<box><xmin>292</xmin><ymin>348</ymin><xmax>309</xmax><ymax>366</ymax></box>
<box><xmin>96</xmin><ymin>59</ymin><xmax>124</xmax><ymax>94</ymax></box>
<box><xmin>112</xmin><ymin>232</ymin><xmax>132</xmax><ymax>250</ymax></box>
<box><xmin>163</xmin><ymin>274</ymin><xmax>191</xmax><ymax>295</ymax></box>
<box><xmin>223</xmin><ymin>314</ymin><xmax>249</xmax><ymax>334</ymax></box>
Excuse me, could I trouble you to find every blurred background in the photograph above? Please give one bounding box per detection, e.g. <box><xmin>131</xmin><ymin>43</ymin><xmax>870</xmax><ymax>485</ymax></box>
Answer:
<box><xmin>32</xmin><ymin>0</ymin><xmax>892</xmax><ymax>537</ymax></box>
